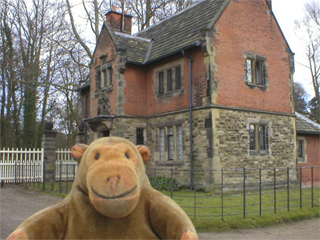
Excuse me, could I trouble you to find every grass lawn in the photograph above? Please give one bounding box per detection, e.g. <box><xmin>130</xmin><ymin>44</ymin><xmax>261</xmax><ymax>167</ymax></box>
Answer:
<box><xmin>23</xmin><ymin>181</ymin><xmax>320</xmax><ymax>232</ymax></box>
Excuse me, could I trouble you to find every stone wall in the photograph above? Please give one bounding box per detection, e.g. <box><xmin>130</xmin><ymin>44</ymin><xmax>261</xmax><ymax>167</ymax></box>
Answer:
<box><xmin>85</xmin><ymin>107</ymin><xmax>297</xmax><ymax>189</ymax></box>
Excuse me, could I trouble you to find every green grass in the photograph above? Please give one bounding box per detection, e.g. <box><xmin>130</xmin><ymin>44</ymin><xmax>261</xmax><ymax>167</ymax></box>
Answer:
<box><xmin>22</xmin><ymin>181</ymin><xmax>320</xmax><ymax>232</ymax></box>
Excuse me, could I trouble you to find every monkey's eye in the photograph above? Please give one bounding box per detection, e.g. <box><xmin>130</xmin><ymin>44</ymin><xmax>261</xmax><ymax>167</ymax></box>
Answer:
<box><xmin>125</xmin><ymin>153</ymin><xmax>130</xmax><ymax>159</ymax></box>
<box><xmin>95</xmin><ymin>153</ymin><xmax>100</xmax><ymax>160</ymax></box>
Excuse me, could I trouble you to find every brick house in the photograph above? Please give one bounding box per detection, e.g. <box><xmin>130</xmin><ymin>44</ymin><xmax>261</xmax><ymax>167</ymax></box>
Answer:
<box><xmin>296</xmin><ymin>112</ymin><xmax>320</xmax><ymax>187</ymax></box>
<box><xmin>80</xmin><ymin>0</ymin><xmax>297</xmax><ymax>187</ymax></box>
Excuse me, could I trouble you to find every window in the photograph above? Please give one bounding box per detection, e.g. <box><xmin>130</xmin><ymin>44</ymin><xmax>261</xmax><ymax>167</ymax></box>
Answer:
<box><xmin>156</xmin><ymin>64</ymin><xmax>183</xmax><ymax>95</ymax></box>
<box><xmin>159</xmin><ymin>128</ymin><xmax>165</xmax><ymax>161</ymax></box>
<box><xmin>95</xmin><ymin>56</ymin><xmax>113</xmax><ymax>92</ymax></box>
<box><xmin>136</xmin><ymin>128</ymin><xmax>144</xmax><ymax>145</ymax></box>
<box><xmin>108</xmin><ymin>67</ymin><xmax>113</xmax><ymax>85</ymax></box>
<box><xmin>158</xmin><ymin>125</ymin><xmax>184</xmax><ymax>162</ymax></box>
<box><xmin>175</xmin><ymin>66</ymin><xmax>182</xmax><ymax>90</ymax></box>
<box><xmin>96</xmin><ymin>72</ymin><xmax>101</xmax><ymax>90</ymax></box>
<box><xmin>247</xmin><ymin>58</ymin><xmax>265</xmax><ymax>85</ymax></box>
<box><xmin>168</xmin><ymin>127</ymin><xmax>174</xmax><ymax>160</ymax></box>
<box><xmin>167</xmin><ymin>69</ymin><xmax>173</xmax><ymax>92</ymax></box>
<box><xmin>159</xmin><ymin>72</ymin><xmax>164</xmax><ymax>95</ymax></box>
<box><xmin>249</xmin><ymin>123</ymin><xmax>269</xmax><ymax>155</ymax></box>
<box><xmin>245</xmin><ymin>52</ymin><xmax>268</xmax><ymax>88</ymax></box>
<box><xmin>297</xmin><ymin>138</ymin><xmax>306</xmax><ymax>162</ymax></box>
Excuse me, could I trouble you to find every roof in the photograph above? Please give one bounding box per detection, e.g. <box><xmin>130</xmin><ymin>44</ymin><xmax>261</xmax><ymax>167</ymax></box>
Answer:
<box><xmin>136</xmin><ymin>0</ymin><xmax>229</xmax><ymax>63</ymax></box>
<box><xmin>109</xmin><ymin>0</ymin><xmax>229</xmax><ymax>64</ymax></box>
<box><xmin>114</xmin><ymin>32</ymin><xmax>152</xmax><ymax>64</ymax></box>
<box><xmin>296</xmin><ymin>112</ymin><xmax>320</xmax><ymax>135</ymax></box>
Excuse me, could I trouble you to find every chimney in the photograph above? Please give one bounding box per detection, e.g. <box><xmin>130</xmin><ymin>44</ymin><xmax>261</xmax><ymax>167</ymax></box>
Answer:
<box><xmin>105</xmin><ymin>6</ymin><xmax>132</xmax><ymax>34</ymax></box>
<box><xmin>266</xmin><ymin>0</ymin><xmax>272</xmax><ymax>10</ymax></box>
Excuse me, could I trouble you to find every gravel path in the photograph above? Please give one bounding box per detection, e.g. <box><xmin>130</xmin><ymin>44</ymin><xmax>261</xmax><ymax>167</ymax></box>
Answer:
<box><xmin>1</xmin><ymin>185</ymin><xmax>319</xmax><ymax>240</ymax></box>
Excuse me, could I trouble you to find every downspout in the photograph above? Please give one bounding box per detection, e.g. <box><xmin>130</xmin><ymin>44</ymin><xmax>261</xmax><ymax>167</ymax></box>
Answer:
<box><xmin>84</xmin><ymin>95</ymin><xmax>88</xmax><ymax>144</ymax></box>
<box><xmin>182</xmin><ymin>49</ymin><xmax>194</xmax><ymax>190</ymax></box>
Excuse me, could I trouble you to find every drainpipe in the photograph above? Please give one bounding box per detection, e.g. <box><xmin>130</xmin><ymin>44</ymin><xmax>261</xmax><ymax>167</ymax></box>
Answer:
<box><xmin>182</xmin><ymin>49</ymin><xmax>194</xmax><ymax>190</ymax></box>
<box><xmin>84</xmin><ymin>95</ymin><xmax>88</xmax><ymax>144</ymax></box>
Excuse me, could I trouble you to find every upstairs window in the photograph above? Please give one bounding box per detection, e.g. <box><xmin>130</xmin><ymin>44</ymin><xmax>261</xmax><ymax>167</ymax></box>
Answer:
<box><xmin>245</xmin><ymin>52</ymin><xmax>268</xmax><ymax>88</ymax></box>
<box><xmin>249</xmin><ymin>123</ymin><xmax>269</xmax><ymax>155</ymax></box>
<box><xmin>247</xmin><ymin>59</ymin><xmax>265</xmax><ymax>85</ymax></box>
<box><xmin>167</xmin><ymin>69</ymin><xmax>173</xmax><ymax>92</ymax></box>
<box><xmin>175</xmin><ymin>66</ymin><xmax>182</xmax><ymax>90</ymax></box>
<box><xmin>159</xmin><ymin>72</ymin><xmax>164</xmax><ymax>95</ymax></box>
<box><xmin>96</xmin><ymin>55</ymin><xmax>113</xmax><ymax>92</ymax></box>
<box><xmin>156</xmin><ymin>64</ymin><xmax>183</xmax><ymax>96</ymax></box>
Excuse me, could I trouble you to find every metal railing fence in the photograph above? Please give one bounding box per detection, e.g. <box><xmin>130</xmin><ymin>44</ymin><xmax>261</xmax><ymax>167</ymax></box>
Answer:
<box><xmin>146</xmin><ymin>167</ymin><xmax>320</xmax><ymax>219</ymax></box>
<box><xmin>1</xmin><ymin>148</ymin><xmax>319</xmax><ymax>219</ymax></box>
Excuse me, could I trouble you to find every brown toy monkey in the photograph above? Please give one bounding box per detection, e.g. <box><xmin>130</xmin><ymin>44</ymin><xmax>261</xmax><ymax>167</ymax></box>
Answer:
<box><xmin>7</xmin><ymin>137</ymin><xmax>198</xmax><ymax>240</ymax></box>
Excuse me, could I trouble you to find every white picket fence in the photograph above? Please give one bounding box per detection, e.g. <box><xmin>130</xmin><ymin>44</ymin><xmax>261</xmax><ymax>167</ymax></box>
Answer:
<box><xmin>0</xmin><ymin>148</ymin><xmax>75</xmax><ymax>183</ymax></box>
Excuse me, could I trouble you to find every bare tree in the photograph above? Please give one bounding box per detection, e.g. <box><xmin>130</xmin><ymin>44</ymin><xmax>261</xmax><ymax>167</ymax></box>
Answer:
<box><xmin>293</xmin><ymin>82</ymin><xmax>309</xmax><ymax>114</ymax></box>
<box><xmin>0</xmin><ymin>0</ymin><xmax>85</xmax><ymax>148</ymax></box>
<box><xmin>295</xmin><ymin>0</ymin><xmax>320</xmax><ymax>99</ymax></box>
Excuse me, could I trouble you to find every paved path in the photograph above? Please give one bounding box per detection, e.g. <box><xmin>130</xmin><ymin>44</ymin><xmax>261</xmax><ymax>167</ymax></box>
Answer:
<box><xmin>1</xmin><ymin>185</ymin><xmax>319</xmax><ymax>240</ymax></box>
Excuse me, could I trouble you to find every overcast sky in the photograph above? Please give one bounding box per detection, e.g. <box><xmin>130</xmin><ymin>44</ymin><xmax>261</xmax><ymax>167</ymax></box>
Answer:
<box><xmin>272</xmin><ymin>0</ymin><xmax>318</xmax><ymax>99</ymax></box>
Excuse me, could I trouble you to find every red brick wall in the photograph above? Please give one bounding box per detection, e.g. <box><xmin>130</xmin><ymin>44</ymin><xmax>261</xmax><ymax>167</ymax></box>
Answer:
<box><xmin>91</xmin><ymin>27</ymin><xmax>118</xmax><ymax>116</ymax></box>
<box><xmin>298</xmin><ymin>134</ymin><xmax>320</xmax><ymax>187</ymax></box>
<box><xmin>142</xmin><ymin>49</ymin><xmax>206</xmax><ymax>116</ymax></box>
<box><xmin>123</xmin><ymin>64</ymin><xmax>147</xmax><ymax>116</ymax></box>
<box><xmin>214</xmin><ymin>0</ymin><xmax>293</xmax><ymax>113</ymax></box>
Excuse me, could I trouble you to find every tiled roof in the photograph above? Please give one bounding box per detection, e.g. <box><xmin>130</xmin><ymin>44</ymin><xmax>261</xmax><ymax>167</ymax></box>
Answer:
<box><xmin>136</xmin><ymin>0</ymin><xmax>228</xmax><ymax>63</ymax></box>
<box><xmin>296</xmin><ymin>112</ymin><xmax>320</xmax><ymax>135</ymax></box>
<box><xmin>114</xmin><ymin>32</ymin><xmax>152</xmax><ymax>64</ymax></box>
<box><xmin>111</xmin><ymin>0</ymin><xmax>229</xmax><ymax>64</ymax></box>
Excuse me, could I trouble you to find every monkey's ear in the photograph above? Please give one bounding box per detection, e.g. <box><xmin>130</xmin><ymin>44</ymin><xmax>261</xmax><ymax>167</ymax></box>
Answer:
<box><xmin>71</xmin><ymin>144</ymin><xmax>88</xmax><ymax>163</ymax></box>
<box><xmin>137</xmin><ymin>145</ymin><xmax>151</xmax><ymax>164</ymax></box>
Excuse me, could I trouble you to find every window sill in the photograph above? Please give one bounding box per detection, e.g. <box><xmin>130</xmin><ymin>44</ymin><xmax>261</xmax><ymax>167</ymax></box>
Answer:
<box><xmin>157</xmin><ymin>88</ymin><xmax>185</xmax><ymax>99</ymax></box>
<box><xmin>250</xmin><ymin>150</ymin><xmax>269</xmax><ymax>156</ymax></box>
<box><xmin>246</xmin><ymin>82</ymin><xmax>267</xmax><ymax>90</ymax></box>
<box><xmin>95</xmin><ymin>85</ymin><xmax>114</xmax><ymax>95</ymax></box>
<box><xmin>156</xmin><ymin>160</ymin><xmax>185</xmax><ymax>166</ymax></box>
<box><xmin>297</xmin><ymin>158</ymin><xmax>306</xmax><ymax>163</ymax></box>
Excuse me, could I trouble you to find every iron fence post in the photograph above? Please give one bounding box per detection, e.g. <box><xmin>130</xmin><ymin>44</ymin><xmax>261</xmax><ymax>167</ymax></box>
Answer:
<box><xmin>287</xmin><ymin>167</ymin><xmax>290</xmax><ymax>212</ymax></box>
<box><xmin>221</xmin><ymin>169</ymin><xmax>224</xmax><ymax>221</ymax></box>
<box><xmin>42</xmin><ymin>160</ymin><xmax>45</xmax><ymax>191</ymax></box>
<box><xmin>66</xmin><ymin>164</ymin><xmax>69</xmax><ymax>193</ymax></box>
<box><xmin>311</xmin><ymin>166</ymin><xmax>314</xmax><ymax>208</ymax></box>
<box><xmin>299</xmin><ymin>166</ymin><xmax>302</xmax><ymax>209</ymax></box>
<box><xmin>170</xmin><ymin>168</ymin><xmax>173</xmax><ymax>199</ymax></box>
<box><xmin>274</xmin><ymin>167</ymin><xmax>276</xmax><ymax>214</ymax></box>
<box><xmin>259</xmin><ymin>168</ymin><xmax>262</xmax><ymax>216</ymax></box>
<box><xmin>243</xmin><ymin>167</ymin><xmax>246</xmax><ymax>219</ymax></box>
<box><xmin>193</xmin><ymin>180</ymin><xmax>196</xmax><ymax>220</ymax></box>
<box><xmin>59</xmin><ymin>161</ymin><xmax>62</xmax><ymax>193</ymax></box>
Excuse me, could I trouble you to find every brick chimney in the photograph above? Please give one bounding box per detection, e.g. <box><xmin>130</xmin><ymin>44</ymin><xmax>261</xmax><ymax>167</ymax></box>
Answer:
<box><xmin>105</xmin><ymin>6</ymin><xmax>132</xmax><ymax>34</ymax></box>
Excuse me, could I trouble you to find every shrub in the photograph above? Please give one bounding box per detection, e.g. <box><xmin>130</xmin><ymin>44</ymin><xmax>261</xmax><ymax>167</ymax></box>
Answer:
<box><xmin>149</xmin><ymin>175</ymin><xmax>179</xmax><ymax>191</ymax></box>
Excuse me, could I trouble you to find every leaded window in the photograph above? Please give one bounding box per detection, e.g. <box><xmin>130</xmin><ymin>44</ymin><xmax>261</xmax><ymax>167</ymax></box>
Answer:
<box><xmin>249</xmin><ymin>123</ymin><xmax>269</xmax><ymax>155</ymax></box>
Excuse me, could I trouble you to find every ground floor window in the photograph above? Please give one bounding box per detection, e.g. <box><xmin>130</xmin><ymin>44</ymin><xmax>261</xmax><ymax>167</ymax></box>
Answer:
<box><xmin>249</xmin><ymin>123</ymin><xmax>269</xmax><ymax>155</ymax></box>
<box><xmin>297</xmin><ymin>138</ymin><xmax>306</xmax><ymax>162</ymax></box>
<box><xmin>136</xmin><ymin>128</ymin><xmax>144</xmax><ymax>145</ymax></box>
<box><xmin>159</xmin><ymin>125</ymin><xmax>183</xmax><ymax>161</ymax></box>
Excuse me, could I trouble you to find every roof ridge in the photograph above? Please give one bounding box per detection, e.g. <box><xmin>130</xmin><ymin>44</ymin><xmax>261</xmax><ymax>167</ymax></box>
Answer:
<box><xmin>135</xmin><ymin>0</ymin><xmax>206</xmax><ymax>36</ymax></box>
<box><xmin>115</xmin><ymin>32</ymin><xmax>152</xmax><ymax>42</ymax></box>
<box><xmin>296</xmin><ymin>112</ymin><xmax>320</xmax><ymax>129</ymax></box>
